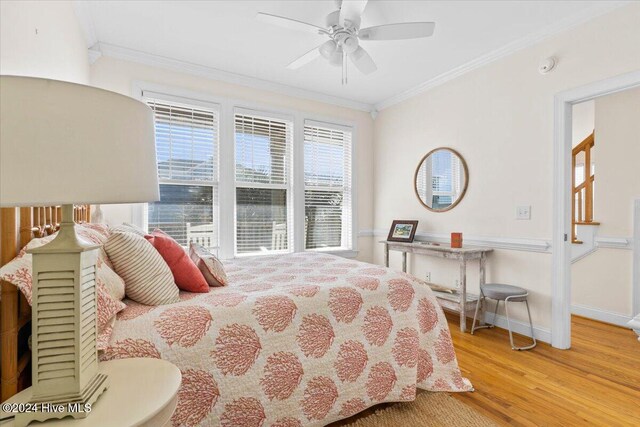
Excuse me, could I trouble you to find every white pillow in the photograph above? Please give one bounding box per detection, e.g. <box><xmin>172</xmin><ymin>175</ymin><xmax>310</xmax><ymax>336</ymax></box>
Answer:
<box><xmin>104</xmin><ymin>232</ymin><xmax>179</xmax><ymax>306</ymax></box>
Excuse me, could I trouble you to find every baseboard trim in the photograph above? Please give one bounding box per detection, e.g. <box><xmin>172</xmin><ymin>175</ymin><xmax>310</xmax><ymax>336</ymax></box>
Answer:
<box><xmin>478</xmin><ymin>313</ymin><xmax>551</xmax><ymax>344</ymax></box>
<box><xmin>571</xmin><ymin>304</ymin><xmax>632</xmax><ymax>327</ymax></box>
<box><xmin>472</xmin><ymin>307</ymin><xmax>632</xmax><ymax>344</ymax></box>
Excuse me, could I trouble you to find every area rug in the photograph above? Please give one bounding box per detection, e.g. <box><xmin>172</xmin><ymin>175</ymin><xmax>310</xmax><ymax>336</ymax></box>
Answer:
<box><xmin>339</xmin><ymin>392</ymin><xmax>498</xmax><ymax>427</ymax></box>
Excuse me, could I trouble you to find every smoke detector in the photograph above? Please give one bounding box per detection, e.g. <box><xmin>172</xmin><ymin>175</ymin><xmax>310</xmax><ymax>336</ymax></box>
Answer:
<box><xmin>539</xmin><ymin>57</ymin><xmax>557</xmax><ymax>74</ymax></box>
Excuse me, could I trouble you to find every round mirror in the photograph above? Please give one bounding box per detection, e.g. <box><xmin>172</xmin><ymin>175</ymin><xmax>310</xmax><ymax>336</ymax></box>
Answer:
<box><xmin>414</xmin><ymin>147</ymin><xmax>468</xmax><ymax>212</ymax></box>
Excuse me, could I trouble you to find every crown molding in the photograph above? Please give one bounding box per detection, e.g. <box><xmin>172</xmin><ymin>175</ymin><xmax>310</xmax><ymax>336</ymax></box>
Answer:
<box><xmin>374</xmin><ymin>1</ymin><xmax>631</xmax><ymax>111</ymax></box>
<box><xmin>92</xmin><ymin>43</ymin><xmax>374</xmax><ymax>113</ymax></box>
<box><xmin>88</xmin><ymin>48</ymin><xmax>102</xmax><ymax>65</ymax></box>
<box><xmin>72</xmin><ymin>1</ymin><xmax>373</xmax><ymax>112</ymax></box>
<box><xmin>75</xmin><ymin>1</ymin><xmax>629</xmax><ymax>114</ymax></box>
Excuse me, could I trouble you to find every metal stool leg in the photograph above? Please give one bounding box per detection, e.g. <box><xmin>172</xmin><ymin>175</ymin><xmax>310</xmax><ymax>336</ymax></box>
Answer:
<box><xmin>472</xmin><ymin>292</ymin><xmax>498</xmax><ymax>334</ymax></box>
<box><xmin>491</xmin><ymin>299</ymin><xmax>499</xmax><ymax>326</ymax></box>
<box><xmin>505</xmin><ymin>294</ymin><xmax>537</xmax><ymax>351</ymax></box>
<box><xmin>471</xmin><ymin>290</ymin><xmax>483</xmax><ymax>334</ymax></box>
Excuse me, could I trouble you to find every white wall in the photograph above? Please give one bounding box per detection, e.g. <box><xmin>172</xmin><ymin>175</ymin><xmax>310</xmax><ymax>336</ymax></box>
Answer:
<box><xmin>372</xmin><ymin>4</ymin><xmax>640</xmax><ymax>333</ymax></box>
<box><xmin>572</xmin><ymin>100</ymin><xmax>594</xmax><ymax>148</ymax></box>
<box><xmin>592</xmin><ymin>88</ymin><xmax>640</xmax><ymax>238</ymax></box>
<box><xmin>572</xmin><ymin>87</ymin><xmax>640</xmax><ymax>318</ymax></box>
<box><xmin>0</xmin><ymin>0</ymin><xmax>89</xmax><ymax>84</ymax></box>
<box><xmin>89</xmin><ymin>57</ymin><xmax>375</xmax><ymax>261</ymax></box>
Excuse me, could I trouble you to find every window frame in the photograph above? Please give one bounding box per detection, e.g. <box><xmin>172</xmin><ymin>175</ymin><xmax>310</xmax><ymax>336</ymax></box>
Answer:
<box><xmin>132</xmin><ymin>82</ymin><xmax>357</xmax><ymax>259</ymax></box>
<box><xmin>302</xmin><ymin>119</ymin><xmax>354</xmax><ymax>252</ymax></box>
<box><xmin>141</xmin><ymin>89</ymin><xmax>221</xmax><ymax>253</ymax></box>
<box><xmin>233</xmin><ymin>107</ymin><xmax>295</xmax><ymax>257</ymax></box>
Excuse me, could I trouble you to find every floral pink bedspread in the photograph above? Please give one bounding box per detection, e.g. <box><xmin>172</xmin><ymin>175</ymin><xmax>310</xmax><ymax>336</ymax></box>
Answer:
<box><xmin>100</xmin><ymin>252</ymin><xmax>472</xmax><ymax>427</ymax></box>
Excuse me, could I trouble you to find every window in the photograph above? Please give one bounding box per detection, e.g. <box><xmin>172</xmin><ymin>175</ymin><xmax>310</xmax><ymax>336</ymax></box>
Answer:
<box><xmin>430</xmin><ymin>150</ymin><xmax>461</xmax><ymax>210</ymax></box>
<box><xmin>234</xmin><ymin>110</ymin><xmax>293</xmax><ymax>255</ymax></box>
<box><xmin>140</xmin><ymin>85</ymin><xmax>356</xmax><ymax>258</ymax></box>
<box><xmin>144</xmin><ymin>95</ymin><xmax>219</xmax><ymax>251</ymax></box>
<box><xmin>304</xmin><ymin>121</ymin><xmax>353</xmax><ymax>251</ymax></box>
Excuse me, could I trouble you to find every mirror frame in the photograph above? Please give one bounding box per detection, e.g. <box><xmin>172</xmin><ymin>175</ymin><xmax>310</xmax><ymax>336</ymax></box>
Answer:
<box><xmin>413</xmin><ymin>147</ymin><xmax>469</xmax><ymax>213</ymax></box>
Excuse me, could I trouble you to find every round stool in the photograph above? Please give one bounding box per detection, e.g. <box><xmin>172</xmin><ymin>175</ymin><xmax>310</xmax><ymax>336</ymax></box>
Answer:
<box><xmin>471</xmin><ymin>283</ymin><xmax>537</xmax><ymax>350</ymax></box>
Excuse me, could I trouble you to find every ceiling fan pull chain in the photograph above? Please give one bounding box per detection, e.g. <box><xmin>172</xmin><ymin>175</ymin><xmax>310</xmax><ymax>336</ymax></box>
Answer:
<box><xmin>342</xmin><ymin>50</ymin><xmax>348</xmax><ymax>85</ymax></box>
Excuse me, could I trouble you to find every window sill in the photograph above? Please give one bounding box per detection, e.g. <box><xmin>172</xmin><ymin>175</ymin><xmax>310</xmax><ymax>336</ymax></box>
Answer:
<box><xmin>226</xmin><ymin>249</ymin><xmax>359</xmax><ymax>261</ymax></box>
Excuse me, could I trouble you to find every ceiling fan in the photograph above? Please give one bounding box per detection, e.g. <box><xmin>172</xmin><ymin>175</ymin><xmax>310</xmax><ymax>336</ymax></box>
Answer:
<box><xmin>257</xmin><ymin>0</ymin><xmax>435</xmax><ymax>83</ymax></box>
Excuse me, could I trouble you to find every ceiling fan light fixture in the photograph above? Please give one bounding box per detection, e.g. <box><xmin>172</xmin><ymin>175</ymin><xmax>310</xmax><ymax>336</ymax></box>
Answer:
<box><xmin>258</xmin><ymin>0</ymin><xmax>435</xmax><ymax>82</ymax></box>
<box><xmin>328</xmin><ymin>49</ymin><xmax>343</xmax><ymax>66</ymax></box>
<box><xmin>342</xmin><ymin>36</ymin><xmax>359</xmax><ymax>54</ymax></box>
<box><xmin>319</xmin><ymin>40</ymin><xmax>338</xmax><ymax>59</ymax></box>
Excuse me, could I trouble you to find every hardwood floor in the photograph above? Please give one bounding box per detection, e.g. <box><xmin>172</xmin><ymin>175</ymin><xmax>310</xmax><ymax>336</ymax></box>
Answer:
<box><xmin>447</xmin><ymin>313</ymin><xmax>640</xmax><ymax>426</ymax></box>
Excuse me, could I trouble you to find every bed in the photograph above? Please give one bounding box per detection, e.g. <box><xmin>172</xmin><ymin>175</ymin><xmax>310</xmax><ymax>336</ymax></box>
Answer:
<box><xmin>101</xmin><ymin>252</ymin><xmax>472</xmax><ymax>426</ymax></box>
<box><xmin>1</xmin><ymin>209</ymin><xmax>472</xmax><ymax>426</ymax></box>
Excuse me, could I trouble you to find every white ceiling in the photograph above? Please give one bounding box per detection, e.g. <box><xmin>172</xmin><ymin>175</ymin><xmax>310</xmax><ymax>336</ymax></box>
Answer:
<box><xmin>82</xmin><ymin>1</ymin><xmax>622</xmax><ymax>109</ymax></box>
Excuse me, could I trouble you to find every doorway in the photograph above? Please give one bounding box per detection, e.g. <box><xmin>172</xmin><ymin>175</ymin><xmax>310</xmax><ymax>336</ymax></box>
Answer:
<box><xmin>552</xmin><ymin>70</ymin><xmax>640</xmax><ymax>349</ymax></box>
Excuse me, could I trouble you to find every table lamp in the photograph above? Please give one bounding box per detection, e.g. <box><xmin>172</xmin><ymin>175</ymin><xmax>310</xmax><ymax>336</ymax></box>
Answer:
<box><xmin>0</xmin><ymin>76</ymin><xmax>159</xmax><ymax>425</ymax></box>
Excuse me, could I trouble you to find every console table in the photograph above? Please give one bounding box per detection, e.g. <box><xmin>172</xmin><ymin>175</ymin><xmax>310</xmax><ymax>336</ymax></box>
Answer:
<box><xmin>381</xmin><ymin>240</ymin><xmax>493</xmax><ymax>333</ymax></box>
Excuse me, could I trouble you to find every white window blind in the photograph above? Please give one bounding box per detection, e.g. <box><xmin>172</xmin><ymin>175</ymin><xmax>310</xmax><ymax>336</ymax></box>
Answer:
<box><xmin>416</xmin><ymin>160</ymin><xmax>429</xmax><ymax>202</ymax></box>
<box><xmin>234</xmin><ymin>110</ymin><xmax>293</xmax><ymax>255</ymax></box>
<box><xmin>304</xmin><ymin>121</ymin><xmax>353</xmax><ymax>251</ymax></box>
<box><xmin>145</xmin><ymin>95</ymin><xmax>219</xmax><ymax>252</ymax></box>
<box><xmin>430</xmin><ymin>150</ymin><xmax>460</xmax><ymax>209</ymax></box>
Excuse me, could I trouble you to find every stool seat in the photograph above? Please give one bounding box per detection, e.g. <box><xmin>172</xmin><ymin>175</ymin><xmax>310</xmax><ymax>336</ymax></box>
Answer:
<box><xmin>472</xmin><ymin>283</ymin><xmax>537</xmax><ymax>351</ymax></box>
<box><xmin>482</xmin><ymin>283</ymin><xmax>528</xmax><ymax>302</ymax></box>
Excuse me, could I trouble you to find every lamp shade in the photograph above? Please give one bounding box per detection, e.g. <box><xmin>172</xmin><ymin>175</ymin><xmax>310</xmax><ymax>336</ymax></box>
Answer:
<box><xmin>0</xmin><ymin>76</ymin><xmax>159</xmax><ymax>207</ymax></box>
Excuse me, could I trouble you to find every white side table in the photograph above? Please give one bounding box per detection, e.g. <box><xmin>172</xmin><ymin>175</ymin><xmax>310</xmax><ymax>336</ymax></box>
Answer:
<box><xmin>1</xmin><ymin>358</ymin><xmax>181</xmax><ymax>427</ymax></box>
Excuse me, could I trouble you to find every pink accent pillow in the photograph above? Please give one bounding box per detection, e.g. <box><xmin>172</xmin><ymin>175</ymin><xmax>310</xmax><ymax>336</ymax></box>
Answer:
<box><xmin>145</xmin><ymin>231</ymin><xmax>209</xmax><ymax>293</ymax></box>
<box><xmin>189</xmin><ymin>242</ymin><xmax>228</xmax><ymax>287</ymax></box>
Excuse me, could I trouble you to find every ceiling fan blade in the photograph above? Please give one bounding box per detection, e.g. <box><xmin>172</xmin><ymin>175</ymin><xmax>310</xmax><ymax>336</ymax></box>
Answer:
<box><xmin>257</xmin><ymin>12</ymin><xmax>326</xmax><ymax>35</ymax></box>
<box><xmin>349</xmin><ymin>46</ymin><xmax>377</xmax><ymax>74</ymax></box>
<box><xmin>339</xmin><ymin>0</ymin><xmax>368</xmax><ymax>27</ymax></box>
<box><xmin>359</xmin><ymin>22</ymin><xmax>435</xmax><ymax>40</ymax></box>
<box><xmin>286</xmin><ymin>45</ymin><xmax>322</xmax><ymax>70</ymax></box>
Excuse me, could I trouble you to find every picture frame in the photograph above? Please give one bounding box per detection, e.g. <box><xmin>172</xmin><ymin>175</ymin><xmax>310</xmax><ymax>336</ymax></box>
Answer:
<box><xmin>387</xmin><ymin>220</ymin><xmax>419</xmax><ymax>242</ymax></box>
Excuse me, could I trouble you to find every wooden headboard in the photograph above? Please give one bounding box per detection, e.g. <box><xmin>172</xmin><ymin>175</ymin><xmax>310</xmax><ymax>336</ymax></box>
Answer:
<box><xmin>0</xmin><ymin>205</ymin><xmax>90</xmax><ymax>401</ymax></box>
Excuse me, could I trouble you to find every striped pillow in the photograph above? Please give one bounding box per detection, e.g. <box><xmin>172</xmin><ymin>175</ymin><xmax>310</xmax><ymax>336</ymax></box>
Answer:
<box><xmin>189</xmin><ymin>242</ymin><xmax>228</xmax><ymax>287</ymax></box>
<box><xmin>110</xmin><ymin>223</ymin><xmax>146</xmax><ymax>237</ymax></box>
<box><xmin>104</xmin><ymin>232</ymin><xmax>179</xmax><ymax>306</ymax></box>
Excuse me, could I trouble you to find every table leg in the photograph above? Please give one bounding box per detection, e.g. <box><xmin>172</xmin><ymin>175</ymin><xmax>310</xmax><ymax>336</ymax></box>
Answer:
<box><xmin>460</xmin><ymin>258</ymin><xmax>467</xmax><ymax>332</ymax></box>
<box><xmin>479</xmin><ymin>254</ymin><xmax>486</xmax><ymax>326</ymax></box>
<box><xmin>402</xmin><ymin>252</ymin><xmax>407</xmax><ymax>273</ymax></box>
<box><xmin>384</xmin><ymin>244</ymin><xmax>389</xmax><ymax>268</ymax></box>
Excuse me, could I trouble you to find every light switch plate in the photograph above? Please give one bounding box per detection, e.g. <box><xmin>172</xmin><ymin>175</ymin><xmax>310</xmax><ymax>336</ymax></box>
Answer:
<box><xmin>517</xmin><ymin>205</ymin><xmax>531</xmax><ymax>220</ymax></box>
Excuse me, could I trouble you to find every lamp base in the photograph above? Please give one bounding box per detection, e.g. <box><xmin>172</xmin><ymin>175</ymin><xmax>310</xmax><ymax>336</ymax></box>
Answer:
<box><xmin>14</xmin><ymin>373</ymin><xmax>109</xmax><ymax>427</ymax></box>
<box><xmin>21</xmin><ymin>204</ymin><xmax>108</xmax><ymax>426</ymax></box>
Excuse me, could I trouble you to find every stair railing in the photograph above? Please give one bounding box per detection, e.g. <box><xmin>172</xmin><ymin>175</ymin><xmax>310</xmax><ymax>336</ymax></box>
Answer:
<box><xmin>572</xmin><ymin>131</ymin><xmax>595</xmax><ymax>243</ymax></box>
